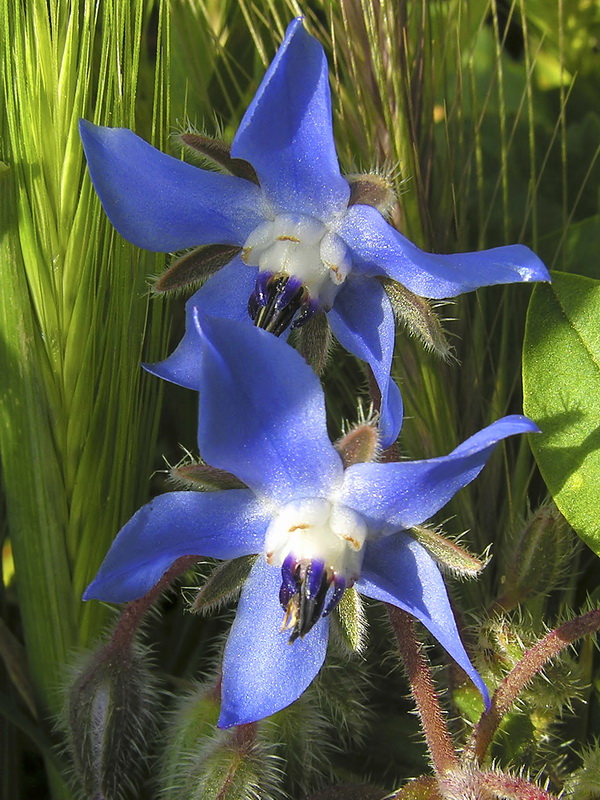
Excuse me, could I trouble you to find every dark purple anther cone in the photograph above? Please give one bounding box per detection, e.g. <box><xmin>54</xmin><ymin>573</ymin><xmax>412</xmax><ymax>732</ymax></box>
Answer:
<box><xmin>255</xmin><ymin>271</ymin><xmax>271</xmax><ymax>307</ymax></box>
<box><xmin>304</xmin><ymin>559</ymin><xmax>326</xmax><ymax>599</ymax></box>
<box><xmin>279</xmin><ymin>554</ymin><xmax>298</xmax><ymax>609</ymax></box>
<box><xmin>274</xmin><ymin>275</ymin><xmax>303</xmax><ymax>311</ymax></box>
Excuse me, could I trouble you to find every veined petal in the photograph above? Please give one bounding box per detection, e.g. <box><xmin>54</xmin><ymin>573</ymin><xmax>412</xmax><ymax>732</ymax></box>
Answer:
<box><xmin>340</xmin><ymin>205</ymin><xmax>551</xmax><ymax>298</ymax></box>
<box><xmin>83</xmin><ymin>490</ymin><xmax>268</xmax><ymax>603</ymax></box>
<box><xmin>357</xmin><ymin>534</ymin><xmax>489</xmax><ymax>706</ymax></box>
<box><xmin>145</xmin><ymin>259</ymin><xmax>257</xmax><ymax>389</ymax></box>
<box><xmin>79</xmin><ymin>120</ymin><xmax>266</xmax><ymax>252</ymax></box>
<box><xmin>231</xmin><ymin>18</ymin><xmax>349</xmax><ymax>219</ymax></box>
<box><xmin>219</xmin><ymin>557</ymin><xmax>329</xmax><ymax>727</ymax></box>
<box><xmin>195</xmin><ymin>314</ymin><xmax>344</xmax><ymax>505</ymax></box>
<box><xmin>329</xmin><ymin>277</ymin><xmax>403</xmax><ymax>447</ymax></box>
<box><xmin>340</xmin><ymin>415</ymin><xmax>539</xmax><ymax>532</ymax></box>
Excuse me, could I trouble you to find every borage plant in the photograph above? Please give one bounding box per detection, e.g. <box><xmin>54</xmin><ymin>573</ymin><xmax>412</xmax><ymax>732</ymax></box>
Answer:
<box><xmin>79</xmin><ymin>17</ymin><xmax>549</xmax><ymax>447</ymax></box>
<box><xmin>53</xmin><ymin>9</ymin><xmax>600</xmax><ymax>800</ymax></box>
<box><xmin>83</xmin><ymin>314</ymin><xmax>536</xmax><ymax>727</ymax></box>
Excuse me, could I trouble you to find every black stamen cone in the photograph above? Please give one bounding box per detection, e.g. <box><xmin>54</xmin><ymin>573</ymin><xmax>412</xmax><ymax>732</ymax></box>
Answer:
<box><xmin>283</xmin><ymin>560</ymin><xmax>332</xmax><ymax>644</ymax></box>
<box><xmin>249</xmin><ymin>274</ymin><xmax>307</xmax><ymax>337</ymax></box>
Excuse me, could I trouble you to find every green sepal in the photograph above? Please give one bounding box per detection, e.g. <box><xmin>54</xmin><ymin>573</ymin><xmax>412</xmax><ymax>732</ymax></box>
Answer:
<box><xmin>333</xmin><ymin>587</ymin><xmax>368</xmax><ymax>654</ymax></box>
<box><xmin>175</xmin><ymin>131</ymin><xmax>259</xmax><ymax>184</ymax></box>
<box><xmin>170</xmin><ymin>461</ymin><xmax>246</xmax><ymax>491</ymax></box>
<box><xmin>190</xmin><ymin>555</ymin><xmax>257</xmax><ymax>615</ymax></box>
<box><xmin>347</xmin><ymin>172</ymin><xmax>397</xmax><ymax>217</ymax></box>
<box><xmin>295</xmin><ymin>311</ymin><xmax>332</xmax><ymax>375</ymax></box>
<box><xmin>334</xmin><ymin>421</ymin><xmax>380</xmax><ymax>468</ymax></box>
<box><xmin>409</xmin><ymin>525</ymin><xmax>486</xmax><ymax>579</ymax></box>
<box><xmin>154</xmin><ymin>244</ymin><xmax>241</xmax><ymax>294</ymax></box>
<box><xmin>380</xmin><ymin>278</ymin><xmax>452</xmax><ymax>360</ymax></box>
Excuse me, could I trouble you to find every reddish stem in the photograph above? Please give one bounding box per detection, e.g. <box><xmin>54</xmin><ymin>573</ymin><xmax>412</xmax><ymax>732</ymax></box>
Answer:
<box><xmin>465</xmin><ymin>608</ymin><xmax>600</xmax><ymax>765</ymax></box>
<box><xmin>387</xmin><ymin>605</ymin><xmax>458</xmax><ymax>774</ymax></box>
<box><xmin>109</xmin><ymin>555</ymin><xmax>200</xmax><ymax>652</ymax></box>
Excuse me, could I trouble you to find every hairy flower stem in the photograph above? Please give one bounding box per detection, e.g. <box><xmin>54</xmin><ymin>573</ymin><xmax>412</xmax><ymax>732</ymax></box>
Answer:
<box><xmin>465</xmin><ymin>608</ymin><xmax>600</xmax><ymax>765</ymax></box>
<box><xmin>109</xmin><ymin>556</ymin><xmax>199</xmax><ymax>653</ymax></box>
<box><xmin>387</xmin><ymin>605</ymin><xmax>458</xmax><ymax>774</ymax></box>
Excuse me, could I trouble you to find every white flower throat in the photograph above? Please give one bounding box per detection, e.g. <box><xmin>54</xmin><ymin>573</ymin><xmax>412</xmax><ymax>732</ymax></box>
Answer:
<box><xmin>264</xmin><ymin>498</ymin><xmax>368</xmax><ymax>642</ymax></box>
<box><xmin>242</xmin><ymin>213</ymin><xmax>351</xmax><ymax>335</ymax></box>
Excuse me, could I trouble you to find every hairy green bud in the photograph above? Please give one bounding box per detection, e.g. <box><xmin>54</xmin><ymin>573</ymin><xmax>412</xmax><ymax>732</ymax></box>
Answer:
<box><xmin>495</xmin><ymin>502</ymin><xmax>574</xmax><ymax>612</ymax></box>
<box><xmin>159</xmin><ymin>682</ymin><xmax>283</xmax><ymax>800</ymax></box>
<box><xmin>64</xmin><ymin>639</ymin><xmax>158</xmax><ymax>800</ymax></box>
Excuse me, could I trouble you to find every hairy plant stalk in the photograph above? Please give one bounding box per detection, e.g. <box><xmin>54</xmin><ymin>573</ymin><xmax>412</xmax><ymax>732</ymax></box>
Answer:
<box><xmin>387</xmin><ymin>605</ymin><xmax>458</xmax><ymax>775</ymax></box>
<box><xmin>465</xmin><ymin>608</ymin><xmax>600</xmax><ymax>765</ymax></box>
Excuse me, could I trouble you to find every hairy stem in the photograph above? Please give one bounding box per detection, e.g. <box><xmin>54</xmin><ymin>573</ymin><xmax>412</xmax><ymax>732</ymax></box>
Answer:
<box><xmin>465</xmin><ymin>608</ymin><xmax>600</xmax><ymax>764</ymax></box>
<box><xmin>109</xmin><ymin>556</ymin><xmax>199</xmax><ymax>653</ymax></box>
<box><xmin>387</xmin><ymin>606</ymin><xmax>458</xmax><ymax>774</ymax></box>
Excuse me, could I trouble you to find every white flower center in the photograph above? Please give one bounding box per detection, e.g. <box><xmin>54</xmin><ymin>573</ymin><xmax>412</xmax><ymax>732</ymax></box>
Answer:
<box><xmin>265</xmin><ymin>498</ymin><xmax>367</xmax><ymax>585</ymax></box>
<box><xmin>242</xmin><ymin>213</ymin><xmax>351</xmax><ymax>311</ymax></box>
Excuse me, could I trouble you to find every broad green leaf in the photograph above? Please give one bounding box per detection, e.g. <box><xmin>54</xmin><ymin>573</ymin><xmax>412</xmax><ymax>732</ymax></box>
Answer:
<box><xmin>523</xmin><ymin>272</ymin><xmax>600</xmax><ymax>556</ymax></box>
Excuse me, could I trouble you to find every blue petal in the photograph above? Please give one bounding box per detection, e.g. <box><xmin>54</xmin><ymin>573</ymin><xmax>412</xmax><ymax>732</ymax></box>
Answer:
<box><xmin>231</xmin><ymin>18</ymin><xmax>349</xmax><ymax>220</ymax></box>
<box><xmin>329</xmin><ymin>277</ymin><xmax>403</xmax><ymax>447</ymax></box>
<box><xmin>340</xmin><ymin>415</ymin><xmax>539</xmax><ymax>532</ymax></box>
<box><xmin>83</xmin><ymin>490</ymin><xmax>268</xmax><ymax>603</ymax></box>
<box><xmin>219</xmin><ymin>557</ymin><xmax>329</xmax><ymax>727</ymax></box>
<box><xmin>340</xmin><ymin>205</ymin><xmax>551</xmax><ymax>298</ymax></box>
<box><xmin>194</xmin><ymin>314</ymin><xmax>344</xmax><ymax>505</ymax></box>
<box><xmin>80</xmin><ymin>120</ymin><xmax>266</xmax><ymax>252</ymax></box>
<box><xmin>357</xmin><ymin>534</ymin><xmax>490</xmax><ymax>706</ymax></box>
<box><xmin>145</xmin><ymin>259</ymin><xmax>258</xmax><ymax>389</ymax></box>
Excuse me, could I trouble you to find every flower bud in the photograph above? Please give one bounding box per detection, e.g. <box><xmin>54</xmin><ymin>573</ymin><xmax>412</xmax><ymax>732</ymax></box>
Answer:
<box><xmin>159</xmin><ymin>682</ymin><xmax>283</xmax><ymax>800</ymax></box>
<box><xmin>495</xmin><ymin>502</ymin><xmax>574</xmax><ymax>611</ymax></box>
<box><xmin>64</xmin><ymin>639</ymin><xmax>158</xmax><ymax>800</ymax></box>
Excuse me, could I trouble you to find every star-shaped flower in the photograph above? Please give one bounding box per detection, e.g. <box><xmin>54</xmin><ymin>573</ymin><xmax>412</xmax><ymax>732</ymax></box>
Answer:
<box><xmin>84</xmin><ymin>313</ymin><xmax>538</xmax><ymax>728</ymax></box>
<box><xmin>79</xmin><ymin>17</ymin><xmax>550</xmax><ymax>448</ymax></box>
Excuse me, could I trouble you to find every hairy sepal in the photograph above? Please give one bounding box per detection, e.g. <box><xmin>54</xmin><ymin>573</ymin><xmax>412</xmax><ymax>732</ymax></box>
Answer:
<box><xmin>409</xmin><ymin>525</ymin><xmax>486</xmax><ymax>579</ymax></box>
<box><xmin>191</xmin><ymin>556</ymin><xmax>258</xmax><ymax>615</ymax></box>
<box><xmin>380</xmin><ymin>278</ymin><xmax>452</xmax><ymax>360</ymax></box>
<box><xmin>154</xmin><ymin>244</ymin><xmax>241</xmax><ymax>294</ymax></box>
<box><xmin>175</xmin><ymin>132</ymin><xmax>259</xmax><ymax>184</ymax></box>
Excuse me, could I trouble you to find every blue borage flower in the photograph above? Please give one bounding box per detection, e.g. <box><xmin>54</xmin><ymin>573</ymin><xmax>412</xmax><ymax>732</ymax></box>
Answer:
<box><xmin>79</xmin><ymin>17</ymin><xmax>550</xmax><ymax>448</ymax></box>
<box><xmin>84</xmin><ymin>313</ymin><xmax>539</xmax><ymax>728</ymax></box>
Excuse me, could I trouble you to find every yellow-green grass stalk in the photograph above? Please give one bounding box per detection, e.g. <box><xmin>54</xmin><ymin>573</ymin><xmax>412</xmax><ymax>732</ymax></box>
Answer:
<box><xmin>0</xmin><ymin>0</ymin><xmax>171</xmax><ymax>768</ymax></box>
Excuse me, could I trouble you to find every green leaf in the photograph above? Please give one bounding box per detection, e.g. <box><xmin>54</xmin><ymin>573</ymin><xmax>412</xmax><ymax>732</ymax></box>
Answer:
<box><xmin>523</xmin><ymin>272</ymin><xmax>600</xmax><ymax>556</ymax></box>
